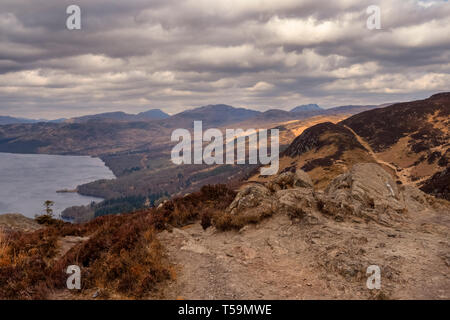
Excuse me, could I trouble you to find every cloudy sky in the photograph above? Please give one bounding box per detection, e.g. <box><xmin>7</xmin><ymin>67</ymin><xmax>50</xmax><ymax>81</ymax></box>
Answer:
<box><xmin>0</xmin><ymin>0</ymin><xmax>449</xmax><ymax>119</ymax></box>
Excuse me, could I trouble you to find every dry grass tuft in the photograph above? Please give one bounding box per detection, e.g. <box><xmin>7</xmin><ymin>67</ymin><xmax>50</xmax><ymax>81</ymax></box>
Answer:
<box><xmin>213</xmin><ymin>210</ymin><xmax>274</xmax><ymax>231</ymax></box>
<box><xmin>0</xmin><ymin>229</ymin><xmax>11</xmax><ymax>267</ymax></box>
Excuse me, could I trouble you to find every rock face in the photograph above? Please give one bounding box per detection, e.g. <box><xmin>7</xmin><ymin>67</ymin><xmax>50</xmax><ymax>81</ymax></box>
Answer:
<box><xmin>228</xmin><ymin>163</ymin><xmax>436</xmax><ymax>226</ymax></box>
<box><xmin>227</xmin><ymin>183</ymin><xmax>274</xmax><ymax>216</ymax></box>
<box><xmin>267</xmin><ymin>169</ymin><xmax>313</xmax><ymax>191</ymax></box>
<box><xmin>316</xmin><ymin>163</ymin><xmax>408</xmax><ymax>224</ymax></box>
<box><xmin>326</xmin><ymin>163</ymin><xmax>400</xmax><ymax>201</ymax></box>
<box><xmin>275</xmin><ymin>188</ymin><xmax>320</xmax><ymax>224</ymax></box>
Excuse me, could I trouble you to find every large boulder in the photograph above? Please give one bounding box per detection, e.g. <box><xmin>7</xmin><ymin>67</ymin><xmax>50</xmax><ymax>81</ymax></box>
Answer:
<box><xmin>275</xmin><ymin>188</ymin><xmax>321</xmax><ymax>224</ymax></box>
<box><xmin>227</xmin><ymin>183</ymin><xmax>274</xmax><ymax>217</ymax></box>
<box><xmin>318</xmin><ymin>163</ymin><xmax>407</xmax><ymax>223</ymax></box>
<box><xmin>267</xmin><ymin>169</ymin><xmax>313</xmax><ymax>191</ymax></box>
<box><xmin>326</xmin><ymin>163</ymin><xmax>402</xmax><ymax>207</ymax></box>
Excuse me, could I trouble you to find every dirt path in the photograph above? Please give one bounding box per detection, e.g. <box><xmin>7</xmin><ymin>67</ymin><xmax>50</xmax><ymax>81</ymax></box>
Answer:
<box><xmin>156</xmin><ymin>215</ymin><xmax>346</xmax><ymax>299</ymax></box>
<box><xmin>156</xmin><ymin>208</ymin><xmax>450</xmax><ymax>300</ymax></box>
<box><xmin>343</xmin><ymin>126</ymin><xmax>412</xmax><ymax>185</ymax></box>
<box><xmin>54</xmin><ymin>236</ymin><xmax>90</xmax><ymax>260</ymax></box>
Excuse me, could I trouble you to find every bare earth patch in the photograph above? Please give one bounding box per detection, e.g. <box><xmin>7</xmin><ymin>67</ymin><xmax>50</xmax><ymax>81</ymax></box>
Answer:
<box><xmin>156</xmin><ymin>207</ymin><xmax>449</xmax><ymax>300</ymax></box>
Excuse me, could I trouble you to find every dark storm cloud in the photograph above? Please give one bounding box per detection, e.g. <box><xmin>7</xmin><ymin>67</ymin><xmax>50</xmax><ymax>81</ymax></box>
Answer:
<box><xmin>0</xmin><ymin>0</ymin><xmax>449</xmax><ymax>118</ymax></box>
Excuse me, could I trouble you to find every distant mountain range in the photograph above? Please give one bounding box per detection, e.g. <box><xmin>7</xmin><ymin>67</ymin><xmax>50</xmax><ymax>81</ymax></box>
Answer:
<box><xmin>0</xmin><ymin>102</ymin><xmax>384</xmax><ymax>156</ymax></box>
<box><xmin>0</xmin><ymin>116</ymin><xmax>36</xmax><ymax>125</ymax></box>
<box><xmin>0</xmin><ymin>116</ymin><xmax>66</xmax><ymax>125</ymax></box>
<box><xmin>68</xmin><ymin>109</ymin><xmax>170</xmax><ymax>123</ymax></box>
<box><xmin>138</xmin><ymin>109</ymin><xmax>170</xmax><ymax>120</ymax></box>
<box><xmin>0</xmin><ymin>109</ymin><xmax>169</xmax><ymax>125</ymax></box>
<box><xmin>1</xmin><ymin>103</ymin><xmax>384</xmax><ymax>127</ymax></box>
<box><xmin>291</xmin><ymin>104</ymin><xmax>322</xmax><ymax>112</ymax></box>
<box><xmin>160</xmin><ymin>104</ymin><xmax>261</xmax><ymax>128</ymax></box>
<box><xmin>0</xmin><ymin>100</ymin><xmax>385</xmax><ymax>204</ymax></box>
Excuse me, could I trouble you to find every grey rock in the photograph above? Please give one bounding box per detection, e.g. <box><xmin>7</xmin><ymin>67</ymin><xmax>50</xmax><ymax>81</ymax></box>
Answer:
<box><xmin>228</xmin><ymin>183</ymin><xmax>274</xmax><ymax>217</ymax></box>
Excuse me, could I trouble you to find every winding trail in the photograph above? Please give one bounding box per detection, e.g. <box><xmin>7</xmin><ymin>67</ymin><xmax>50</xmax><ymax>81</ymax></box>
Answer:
<box><xmin>343</xmin><ymin>125</ymin><xmax>410</xmax><ymax>185</ymax></box>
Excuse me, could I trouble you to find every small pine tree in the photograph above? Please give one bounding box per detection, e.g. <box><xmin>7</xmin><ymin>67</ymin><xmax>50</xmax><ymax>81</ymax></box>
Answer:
<box><xmin>35</xmin><ymin>200</ymin><xmax>57</xmax><ymax>225</ymax></box>
<box><xmin>44</xmin><ymin>200</ymin><xmax>55</xmax><ymax>216</ymax></box>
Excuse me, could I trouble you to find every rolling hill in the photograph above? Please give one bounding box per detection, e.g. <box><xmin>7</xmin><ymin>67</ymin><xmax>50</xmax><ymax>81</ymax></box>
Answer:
<box><xmin>341</xmin><ymin>92</ymin><xmax>449</xmax><ymax>197</ymax></box>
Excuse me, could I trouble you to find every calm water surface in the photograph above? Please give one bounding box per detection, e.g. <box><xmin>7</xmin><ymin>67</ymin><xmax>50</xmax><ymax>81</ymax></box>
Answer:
<box><xmin>0</xmin><ymin>152</ymin><xmax>115</xmax><ymax>218</ymax></box>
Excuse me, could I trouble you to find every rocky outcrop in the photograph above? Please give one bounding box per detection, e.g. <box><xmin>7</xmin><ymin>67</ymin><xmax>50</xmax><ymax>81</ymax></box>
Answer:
<box><xmin>294</xmin><ymin>169</ymin><xmax>314</xmax><ymax>188</ymax></box>
<box><xmin>267</xmin><ymin>169</ymin><xmax>313</xmax><ymax>191</ymax></box>
<box><xmin>275</xmin><ymin>188</ymin><xmax>321</xmax><ymax>224</ymax></box>
<box><xmin>227</xmin><ymin>183</ymin><xmax>274</xmax><ymax>217</ymax></box>
<box><xmin>316</xmin><ymin>163</ymin><xmax>408</xmax><ymax>224</ymax></box>
<box><xmin>228</xmin><ymin>163</ymin><xmax>438</xmax><ymax>226</ymax></box>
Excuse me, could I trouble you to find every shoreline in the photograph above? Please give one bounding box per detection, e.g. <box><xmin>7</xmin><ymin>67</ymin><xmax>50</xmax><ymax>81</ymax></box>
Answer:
<box><xmin>0</xmin><ymin>152</ymin><xmax>115</xmax><ymax>220</ymax></box>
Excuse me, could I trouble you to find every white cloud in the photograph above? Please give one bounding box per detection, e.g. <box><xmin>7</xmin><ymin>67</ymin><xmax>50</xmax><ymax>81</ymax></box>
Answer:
<box><xmin>247</xmin><ymin>81</ymin><xmax>274</xmax><ymax>92</ymax></box>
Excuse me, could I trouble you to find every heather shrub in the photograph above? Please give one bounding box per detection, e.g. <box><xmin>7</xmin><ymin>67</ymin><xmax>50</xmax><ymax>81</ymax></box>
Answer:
<box><xmin>51</xmin><ymin>212</ymin><xmax>173</xmax><ymax>298</ymax></box>
<box><xmin>0</xmin><ymin>230</ymin><xmax>11</xmax><ymax>267</ymax></box>
<box><xmin>0</xmin><ymin>184</ymin><xmax>237</xmax><ymax>299</ymax></box>
<box><xmin>0</xmin><ymin>228</ymin><xmax>58</xmax><ymax>299</ymax></box>
<box><xmin>213</xmin><ymin>210</ymin><xmax>274</xmax><ymax>231</ymax></box>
